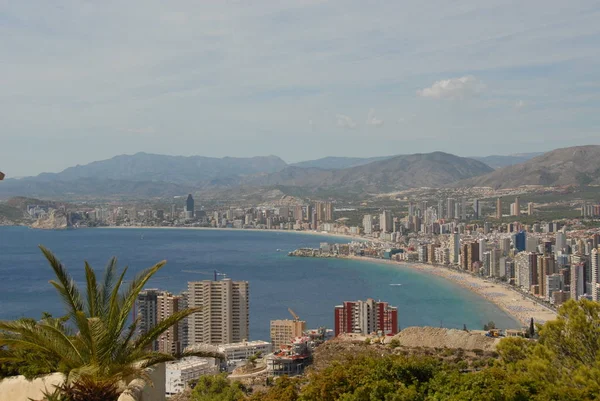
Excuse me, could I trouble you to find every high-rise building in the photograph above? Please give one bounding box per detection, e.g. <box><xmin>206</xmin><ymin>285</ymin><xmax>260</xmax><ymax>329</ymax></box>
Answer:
<box><xmin>461</xmin><ymin>197</ymin><xmax>467</xmax><ymax>220</ymax></box>
<box><xmin>571</xmin><ymin>263</ymin><xmax>585</xmax><ymax>301</ymax></box>
<box><xmin>496</xmin><ymin>198</ymin><xmax>502</xmax><ymax>219</ymax></box>
<box><xmin>478</xmin><ymin>239</ymin><xmax>487</xmax><ymax>262</ymax></box>
<box><xmin>556</xmin><ymin>232</ymin><xmax>567</xmax><ymax>253</ymax></box>
<box><xmin>186</xmin><ymin>194</ymin><xmax>195</xmax><ymax>218</ymax></box>
<box><xmin>293</xmin><ymin>205</ymin><xmax>304</xmax><ymax>221</ymax></box>
<box><xmin>136</xmin><ymin>289</ymin><xmax>160</xmax><ymax>349</ymax></box>
<box><xmin>380</xmin><ymin>210</ymin><xmax>392</xmax><ymax>233</ymax></box>
<box><xmin>514</xmin><ymin>197</ymin><xmax>521</xmax><ymax>217</ymax></box>
<box><xmin>187</xmin><ymin>279</ymin><xmax>249</xmax><ymax>345</ymax></box>
<box><xmin>446</xmin><ymin>198</ymin><xmax>455</xmax><ymax>219</ymax></box>
<box><xmin>315</xmin><ymin>201</ymin><xmax>334</xmax><ymax>222</ymax></box>
<box><xmin>408</xmin><ymin>202</ymin><xmax>416</xmax><ymax>217</ymax></box>
<box><xmin>305</xmin><ymin>205</ymin><xmax>312</xmax><ymax>221</ymax></box>
<box><xmin>334</xmin><ymin>299</ymin><xmax>398</xmax><ymax>337</ymax></box>
<box><xmin>270</xmin><ymin>319</ymin><xmax>306</xmax><ymax>351</ymax></box>
<box><xmin>490</xmin><ymin>248</ymin><xmax>501</xmax><ymax>278</ymax></box>
<box><xmin>362</xmin><ymin>215</ymin><xmax>373</xmax><ymax>234</ymax></box>
<box><xmin>473</xmin><ymin>199</ymin><xmax>480</xmax><ymax>219</ymax></box>
<box><xmin>449</xmin><ymin>231</ymin><xmax>460</xmax><ymax>264</ymax></box>
<box><xmin>157</xmin><ymin>292</ymin><xmax>183</xmax><ymax>355</ymax></box>
<box><xmin>514</xmin><ymin>231</ymin><xmax>526</xmax><ymax>252</ymax></box>
<box><xmin>437</xmin><ymin>200</ymin><xmax>444</xmax><ymax>221</ymax></box>
<box><xmin>465</xmin><ymin>242</ymin><xmax>480</xmax><ymax>272</ymax></box>
<box><xmin>171</xmin><ymin>204</ymin><xmax>177</xmax><ymax>219</ymax></box>
<box><xmin>528</xmin><ymin>202</ymin><xmax>534</xmax><ymax>215</ymax></box>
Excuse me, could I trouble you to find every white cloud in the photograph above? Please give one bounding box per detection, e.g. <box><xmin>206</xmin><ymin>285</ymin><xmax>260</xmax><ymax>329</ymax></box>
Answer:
<box><xmin>417</xmin><ymin>76</ymin><xmax>485</xmax><ymax>99</ymax></box>
<box><xmin>336</xmin><ymin>114</ymin><xmax>357</xmax><ymax>129</ymax></box>
<box><xmin>366</xmin><ymin>109</ymin><xmax>384</xmax><ymax>127</ymax></box>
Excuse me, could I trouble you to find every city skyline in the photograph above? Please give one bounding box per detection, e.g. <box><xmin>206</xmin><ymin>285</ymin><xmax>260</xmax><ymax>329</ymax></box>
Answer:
<box><xmin>2</xmin><ymin>1</ymin><xmax>600</xmax><ymax>176</ymax></box>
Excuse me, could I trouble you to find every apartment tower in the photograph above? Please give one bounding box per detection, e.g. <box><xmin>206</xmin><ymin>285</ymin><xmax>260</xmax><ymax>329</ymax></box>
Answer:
<box><xmin>334</xmin><ymin>299</ymin><xmax>398</xmax><ymax>337</ymax></box>
<box><xmin>187</xmin><ymin>279</ymin><xmax>249</xmax><ymax>345</ymax></box>
<box><xmin>157</xmin><ymin>292</ymin><xmax>183</xmax><ymax>355</ymax></box>
<box><xmin>496</xmin><ymin>198</ymin><xmax>502</xmax><ymax>219</ymax></box>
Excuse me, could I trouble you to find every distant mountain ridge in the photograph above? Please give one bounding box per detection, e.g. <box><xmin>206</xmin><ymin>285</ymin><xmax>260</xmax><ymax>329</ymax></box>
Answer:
<box><xmin>40</xmin><ymin>152</ymin><xmax>288</xmax><ymax>185</ymax></box>
<box><xmin>241</xmin><ymin>152</ymin><xmax>493</xmax><ymax>195</ymax></box>
<box><xmin>457</xmin><ymin>145</ymin><xmax>600</xmax><ymax>189</ymax></box>
<box><xmin>471</xmin><ymin>152</ymin><xmax>543</xmax><ymax>169</ymax></box>
<box><xmin>290</xmin><ymin>156</ymin><xmax>394</xmax><ymax>170</ymax></box>
<box><xmin>0</xmin><ymin>151</ymin><xmax>492</xmax><ymax>199</ymax></box>
<box><xmin>4</xmin><ymin>146</ymin><xmax>598</xmax><ymax>199</ymax></box>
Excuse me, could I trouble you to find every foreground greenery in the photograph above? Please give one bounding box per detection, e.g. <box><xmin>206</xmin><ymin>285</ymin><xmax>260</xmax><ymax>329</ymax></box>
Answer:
<box><xmin>194</xmin><ymin>299</ymin><xmax>600</xmax><ymax>401</ymax></box>
<box><xmin>0</xmin><ymin>246</ymin><xmax>219</xmax><ymax>401</ymax></box>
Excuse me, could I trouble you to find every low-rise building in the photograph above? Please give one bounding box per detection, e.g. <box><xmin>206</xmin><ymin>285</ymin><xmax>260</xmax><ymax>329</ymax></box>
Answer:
<box><xmin>165</xmin><ymin>357</ymin><xmax>219</xmax><ymax>396</ymax></box>
<box><xmin>216</xmin><ymin>340</ymin><xmax>272</xmax><ymax>362</ymax></box>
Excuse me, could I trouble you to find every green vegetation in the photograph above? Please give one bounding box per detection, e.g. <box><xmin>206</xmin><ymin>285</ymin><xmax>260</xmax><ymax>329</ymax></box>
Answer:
<box><xmin>192</xmin><ymin>373</ymin><xmax>249</xmax><ymax>401</ymax></box>
<box><xmin>0</xmin><ymin>246</ymin><xmax>220</xmax><ymax>401</ymax></box>
<box><xmin>191</xmin><ymin>299</ymin><xmax>600</xmax><ymax>401</ymax></box>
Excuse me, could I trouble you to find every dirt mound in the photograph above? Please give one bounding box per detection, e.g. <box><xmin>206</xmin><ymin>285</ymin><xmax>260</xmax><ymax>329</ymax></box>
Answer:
<box><xmin>387</xmin><ymin>326</ymin><xmax>499</xmax><ymax>351</ymax></box>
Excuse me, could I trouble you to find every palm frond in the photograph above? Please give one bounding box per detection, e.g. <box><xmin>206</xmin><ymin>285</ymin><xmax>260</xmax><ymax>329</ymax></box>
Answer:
<box><xmin>84</xmin><ymin>261</ymin><xmax>100</xmax><ymax>317</ymax></box>
<box><xmin>115</xmin><ymin>261</ymin><xmax>166</xmax><ymax>336</ymax></box>
<box><xmin>133</xmin><ymin>307</ymin><xmax>198</xmax><ymax>352</ymax></box>
<box><xmin>40</xmin><ymin>246</ymin><xmax>84</xmax><ymax>317</ymax></box>
<box><xmin>99</xmin><ymin>257</ymin><xmax>118</xmax><ymax>314</ymax></box>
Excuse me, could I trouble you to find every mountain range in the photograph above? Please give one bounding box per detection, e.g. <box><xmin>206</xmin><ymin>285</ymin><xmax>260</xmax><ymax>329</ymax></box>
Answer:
<box><xmin>458</xmin><ymin>145</ymin><xmax>600</xmax><ymax>189</ymax></box>
<box><xmin>1</xmin><ymin>146</ymin><xmax>598</xmax><ymax>199</ymax></box>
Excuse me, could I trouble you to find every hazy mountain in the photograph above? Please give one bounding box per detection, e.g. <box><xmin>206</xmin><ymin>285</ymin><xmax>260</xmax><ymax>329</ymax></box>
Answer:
<box><xmin>290</xmin><ymin>156</ymin><xmax>394</xmax><ymax>170</ymax></box>
<box><xmin>40</xmin><ymin>152</ymin><xmax>288</xmax><ymax>185</ymax></box>
<box><xmin>243</xmin><ymin>152</ymin><xmax>493</xmax><ymax>195</ymax></box>
<box><xmin>1</xmin><ymin>152</ymin><xmax>493</xmax><ymax>199</ymax></box>
<box><xmin>471</xmin><ymin>152</ymin><xmax>543</xmax><ymax>169</ymax></box>
<box><xmin>458</xmin><ymin>145</ymin><xmax>600</xmax><ymax>189</ymax></box>
<box><xmin>0</xmin><ymin>151</ymin><xmax>499</xmax><ymax>200</ymax></box>
<box><xmin>0</xmin><ymin>177</ymin><xmax>191</xmax><ymax>200</ymax></box>
<box><xmin>0</xmin><ymin>153</ymin><xmax>287</xmax><ymax>199</ymax></box>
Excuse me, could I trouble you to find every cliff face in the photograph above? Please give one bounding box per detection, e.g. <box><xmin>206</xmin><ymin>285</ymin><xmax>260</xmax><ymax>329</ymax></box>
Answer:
<box><xmin>31</xmin><ymin>209</ymin><xmax>69</xmax><ymax>230</ymax></box>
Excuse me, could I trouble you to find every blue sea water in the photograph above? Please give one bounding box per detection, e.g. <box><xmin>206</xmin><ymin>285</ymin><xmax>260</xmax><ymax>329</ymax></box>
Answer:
<box><xmin>0</xmin><ymin>227</ymin><xmax>519</xmax><ymax>341</ymax></box>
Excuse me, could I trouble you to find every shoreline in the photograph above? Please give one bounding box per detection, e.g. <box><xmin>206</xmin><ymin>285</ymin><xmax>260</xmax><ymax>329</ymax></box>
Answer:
<box><xmin>100</xmin><ymin>225</ymin><xmax>366</xmax><ymax>243</ymax></box>
<box><xmin>36</xmin><ymin>225</ymin><xmax>556</xmax><ymax>327</ymax></box>
<box><xmin>342</xmin><ymin>255</ymin><xmax>557</xmax><ymax>327</ymax></box>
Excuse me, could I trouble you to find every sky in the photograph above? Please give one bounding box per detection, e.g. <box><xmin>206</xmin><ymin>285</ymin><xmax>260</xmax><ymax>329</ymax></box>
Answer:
<box><xmin>2</xmin><ymin>1</ymin><xmax>600</xmax><ymax>177</ymax></box>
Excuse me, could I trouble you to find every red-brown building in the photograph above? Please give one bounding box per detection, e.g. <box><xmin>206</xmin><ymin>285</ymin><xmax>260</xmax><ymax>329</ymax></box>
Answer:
<box><xmin>334</xmin><ymin>298</ymin><xmax>398</xmax><ymax>337</ymax></box>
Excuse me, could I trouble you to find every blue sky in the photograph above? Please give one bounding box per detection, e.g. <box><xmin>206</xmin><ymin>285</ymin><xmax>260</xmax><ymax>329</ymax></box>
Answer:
<box><xmin>1</xmin><ymin>0</ymin><xmax>600</xmax><ymax>176</ymax></box>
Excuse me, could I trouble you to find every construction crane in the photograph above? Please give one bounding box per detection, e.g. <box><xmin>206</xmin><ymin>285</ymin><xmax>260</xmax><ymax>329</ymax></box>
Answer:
<box><xmin>288</xmin><ymin>308</ymin><xmax>300</xmax><ymax>321</ymax></box>
<box><xmin>181</xmin><ymin>269</ymin><xmax>227</xmax><ymax>281</ymax></box>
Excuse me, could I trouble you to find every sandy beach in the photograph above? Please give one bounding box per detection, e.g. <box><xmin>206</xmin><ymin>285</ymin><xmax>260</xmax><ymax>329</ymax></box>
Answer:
<box><xmin>104</xmin><ymin>225</ymin><xmax>364</xmax><ymax>243</ymax></box>
<box><xmin>347</xmin><ymin>256</ymin><xmax>557</xmax><ymax>327</ymax></box>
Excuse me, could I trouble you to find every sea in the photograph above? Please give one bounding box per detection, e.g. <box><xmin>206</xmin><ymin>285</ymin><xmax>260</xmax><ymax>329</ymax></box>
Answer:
<box><xmin>0</xmin><ymin>227</ymin><xmax>519</xmax><ymax>341</ymax></box>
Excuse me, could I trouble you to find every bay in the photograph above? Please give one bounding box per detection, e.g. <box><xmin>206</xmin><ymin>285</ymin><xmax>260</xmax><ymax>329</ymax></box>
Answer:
<box><xmin>0</xmin><ymin>227</ymin><xmax>519</xmax><ymax>341</ymax></box>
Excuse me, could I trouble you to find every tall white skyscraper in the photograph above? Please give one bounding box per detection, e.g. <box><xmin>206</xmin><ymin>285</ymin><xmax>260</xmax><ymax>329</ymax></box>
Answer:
<box><xmin>362</xmin><ymin>215</ymin><xmax>373</xmax><ymax>234</ymax></box>
<box><xmin>556</xmin><ymin>232</ymin><xmax>567</xmax><ymax>253</ymax></box>
<box><xmin>187</xmin><ymin>279</ymin><xmax>249</xmax><ymax>345</ymax></box>
<box><xmin>450</xmin><ymin>231</ymin><xmax>460</xmax><ymax>264</ymax></box>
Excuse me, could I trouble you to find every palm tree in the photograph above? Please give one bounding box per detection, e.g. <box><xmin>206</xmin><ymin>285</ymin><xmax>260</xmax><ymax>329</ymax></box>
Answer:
<box><xmin>0</xmin><ymin>246</ymin><xmax>223</xmax><ymax>401</ymax></box>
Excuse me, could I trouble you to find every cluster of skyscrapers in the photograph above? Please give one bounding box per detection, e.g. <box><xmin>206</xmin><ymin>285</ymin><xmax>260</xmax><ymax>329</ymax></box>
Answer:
<box><xmin>136</xmin><ymin>278</ymin><xmax>249</xmax><ymax>354</ymax></box>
